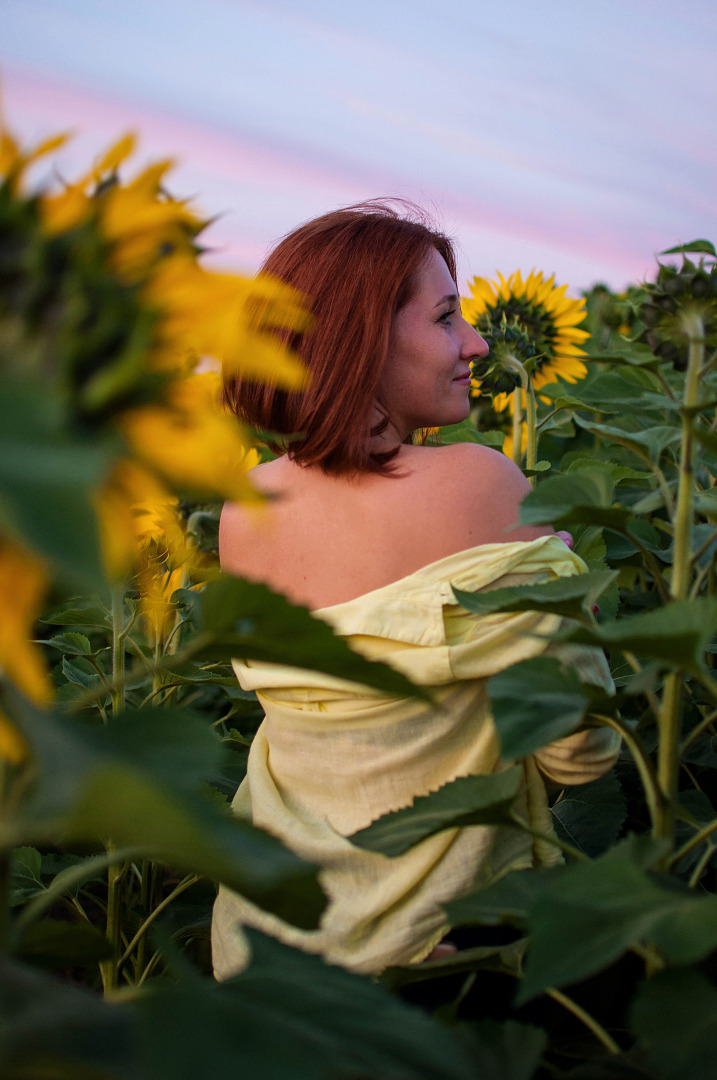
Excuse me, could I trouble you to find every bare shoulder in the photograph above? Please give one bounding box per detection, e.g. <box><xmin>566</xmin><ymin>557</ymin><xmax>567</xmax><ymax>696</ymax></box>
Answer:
<box><xmin>418</xmin><ymin>442</ymin><xmax>531</xmax><ymax>497</ymax></box>
<box><xmin>415</xmin><ymin>442</ymin><xmax>550</xmax><ymax>544</ymax></box>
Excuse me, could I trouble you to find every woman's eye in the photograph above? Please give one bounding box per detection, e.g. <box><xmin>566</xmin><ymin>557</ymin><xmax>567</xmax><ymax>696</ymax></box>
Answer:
<box><xmin>438</xmin><ymin>309</ymin><xmax>456</xmax><ymax>324</ymax></box>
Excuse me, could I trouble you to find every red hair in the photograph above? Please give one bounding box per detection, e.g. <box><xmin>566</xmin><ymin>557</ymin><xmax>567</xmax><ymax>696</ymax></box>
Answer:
<box><xmin>222</xmin><ymin>201</ymin><xmax>457</xmax><ymax>474</ymax></box>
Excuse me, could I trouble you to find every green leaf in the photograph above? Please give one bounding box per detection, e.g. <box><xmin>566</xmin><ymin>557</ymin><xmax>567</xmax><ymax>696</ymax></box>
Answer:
<box><xmin>444</xmin><ymin>867</ymin><xmax>550</xmax><ymax>930</ymax></box>
<box><xmin>488</xmin><ymin>657</ymin><xmax>607</xmax><ymax>761</ymax></box>
<box><xmin>558</xmin><ymin>598</ymin><xmax>717</xmax><ymax>675</ymax></box>
<box><xmin>6</xmin><ymin>695</ymin><xmax>326</xmax><ymax>929</ymax></box>
<box><xmin>560</xmin><ymin>1055</ymin><xmax>658</xmax><ymax>1079</ymax></box>
<box><xmin>77</xmin><ymin>770</ymin><xmax>327</xmax><ymax>930</ymax></box>
<box><xmin>348</xmin><ymin>767</ymin><xmax>522</xmax><ymax>857</ymax></box>
<box><xmin>523</xmin><ymin>460</ymin><xmax>551</xmax><ymax>477</ymax></box>
<box><xmin>0</xmin><ymin>382</ymin><xmax>113</xmax><ymax>590</ymax></box>
<box><xmin>660</xmin><ymin>240</ymin><xmax>717</xmax><ymax>257</ymax></box>
<box><xmin>464</xmin><ymin>1019</ymin><xmax>547</xmax><ymax>1080</ymax></box>
<box><xmin>137</xmin><ymin>930</ymin><xmax>481</xmax><ymax>1080</ymax></box>
<box><xmin>60</xmin><ymin>652</ymin><xmax>101</xmax><ymax>686</ymax></box>
<box><xmin>517</xmin><ymin>835</ymin><xmax>717</xmax><ymax>1004</ymax></box>
<box><xmin>581</xmin><ymin>343</ymin><xmax>662</xmax><ymax>368</ymax></box>
<box><xmin>40</xmin><ymin>602</ymin><xmax>110</xmax><ymax>628</ymax></box>
<box><xmin>631</xmin><ymin>969</ymin><xmax>717</xmax><ymax>1080</ymax></box>
<box><xmin>60</xmin><ymin>655</ymin><xmax>101</xmax><ymax>690</ymax></box>
<box><xmin>0</xmin><ymin>957</ymin><xmax>140</xmax><ymax>1079</ymax></box>
<box><xmin>695</xmin><ymin>488</ymin><xmax>717</xmax><ymax>514</ymax></box>
<box><xmin>196</xmin><ymin>575</ymin><xmax>426</xmax><ymax>699</ymax></box>
<box><xmin>454</xmin><ymin>569</ymin><xmax>618</xmax><ymax>622</ymax></box>
<box><xmin>39</xmin><ymin>632</ymin><xmax>93</xmax><ymax>655</ymax></box>
<box><xmin>551</xmin><ymin>772</ymin><xmax>627</xmax><ymax>858</ymax></box>
<box><xmin>690</xmin><ymin>422</ymin><xmax>717</xmax><ymax>458</ymax></box>
<box><xmin>539</xmin><ymin>389</ymin><xmax>598</xmax><ymax>410</ymax></box>
<box><xmin>9</xmin><ymin>847</ymin><xmax>45</xmax><ymax>906</ymax></box>
<box><xmin>674</xmin><ymin>790</ymin><xmax>717</xmax><ymax>873</ymax></box>
<box><xmin>519</xmin><ymin>468</ymin><xmax>632</xmax><ymax>531</ymax></box>
<box><xmin>573</xmin><ymin>418</ymin><xmax>681</xmax><ymax>463</ymax></box>
<box><xmin>565</xmin><ymin>458</ymin><xmax>652</xmax><ymax>485</ymax></box>
<box><xmin>14</xmin><ymin>920</ymin><xmax>112</xmax><ymax>968</ymax></box>
<box><xmin>437</xmin><ymin>419</ymin><xmax>504</xmax><ymax>446</ymax></box>
<box><xmin>161</xmin><ymin>661</ymin><xmax>237</xmax><ymax>686</ymax></box>
<box><xmin>559</xmin><ymin>367</ymin><xmax>666</xmax><ymax>411</ymax></box>
<box><xmin>572</xmin><ymin>525</ymin><xmax>606</xmax><ymax>564</ymax></box>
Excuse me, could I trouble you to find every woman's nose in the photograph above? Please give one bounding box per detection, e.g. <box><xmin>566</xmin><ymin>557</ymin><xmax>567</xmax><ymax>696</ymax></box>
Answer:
<box><xmin>462</xmin><ymin>320</ymin><xmax>489</xmax><ymax>359</ymax></box>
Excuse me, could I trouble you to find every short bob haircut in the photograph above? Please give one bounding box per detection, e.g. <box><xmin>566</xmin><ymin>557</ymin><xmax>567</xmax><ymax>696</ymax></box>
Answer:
<box><xmin>222</xmin><ymin>200</ymin><xmax>457</xmax><ymax>475</ymax></box>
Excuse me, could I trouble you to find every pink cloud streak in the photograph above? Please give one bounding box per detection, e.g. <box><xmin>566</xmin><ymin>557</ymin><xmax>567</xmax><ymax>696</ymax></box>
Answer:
<box><xmin>2</xmin><ymin>64</ymin><xmax>655</xmax><ymax>287</ymax></box>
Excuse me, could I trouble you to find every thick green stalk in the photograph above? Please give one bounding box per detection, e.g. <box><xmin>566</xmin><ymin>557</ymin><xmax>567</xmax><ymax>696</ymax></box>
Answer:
<box><xmin>511</xmin><ymin>386</ymin><xmax>523</xmax><ymax>467</ymax></box>
<box><xmin>525</xmin><ymin>380</ymin><xmax>537</xmax><ymax>475</ymax></box>
<box><xmin>655</xmin><ymin>317</ymin><xmax>705</xmax><ymax>848</ymax></box>
<box><xmin>101</xmin><ymin>585</ymin><xmax>128</xmax><ymax>992</ymax></box>
<box><xmin>670</xmin><ymin>318</ymin><xmax>704</xmax><ymax>601</ymax></box>
<box><xmin>110</xmin><ymin>585</ymin><xmax>126</xmax><ymax>717</ymax></box>
<box><xmin>100</xmin><ymin>858</ymin><xmax>124</xmax><ymax>993</ymax></box>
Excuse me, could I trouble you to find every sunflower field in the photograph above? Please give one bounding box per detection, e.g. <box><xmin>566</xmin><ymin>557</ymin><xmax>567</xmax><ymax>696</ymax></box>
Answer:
<box><xmin>2</xmin><ymin>110</ymin><xmax>717</xmax><ymax>1080</ymax></box>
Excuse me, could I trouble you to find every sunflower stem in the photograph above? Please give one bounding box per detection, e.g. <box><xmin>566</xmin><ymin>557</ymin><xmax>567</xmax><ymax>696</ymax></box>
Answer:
<box><xmin>522</xmin><ymin>372</ymin><xmax>538</xmax><ymax>476</ymax></box>
<box><xmin>655</xmin><ymin>317</ymin><xmax>704</xmax><ymax>854</ymax></box>
<box><xmin>511</xmin><ymin>386</ymin><xmax>523</xmax><ymax>467</ymax></box>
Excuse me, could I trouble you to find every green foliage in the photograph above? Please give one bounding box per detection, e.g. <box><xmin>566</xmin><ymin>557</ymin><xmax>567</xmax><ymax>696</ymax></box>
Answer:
<box><xmin>348</xmin><ymin>767</ymin><xmax>523</xmax><ymax>856</ymax></box>
<box><xmin>551</xmin><ymin>771</ymin><xmax>627</xmax><ymax>858</ymax></box>
<box><xmin>487</xmin><ymin>656</ymin><xmax>608</xmax><ymax>760</ymax></box>
<box><xmin>631</xmin><ymin>969</ymin><xmax>717</xmax><ymax>1080</ymax></box>
<box><xmin>454</xmin><ymin>568</ymin><xmax>618</xmax><ymax>621</ymax></box>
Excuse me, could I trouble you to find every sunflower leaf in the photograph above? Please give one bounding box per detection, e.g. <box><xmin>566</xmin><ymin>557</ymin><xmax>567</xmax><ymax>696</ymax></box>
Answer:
<box><xmin>517</xmin><ymin>836</ymin><xmax>717</xmax><ymax>1004</ymax></box>
<box><xmin>519</xmin><ymin>467</ymin><xmax>632</xmax><ymax>530</ymax></box>
<box><xmin>555</xmin><ymin>598</ymin><xmax>717</xmax><ymax>675</ymax></box>
<box><xmin>660</xmin><ymin>240</ymin><xmax>716</xmax><ymax>257</ymax></box>
<box><xmin>631</xmin><ymin>970</ymin><xmax>717</xmax><ymax>1079</ymax></box>
<box><xmin>348</xmin><ymin>768</ymin><xmax>523</xmax><ymax>857</ymax></box>
<box><xmin>454</xmin><ymin>570</ymin><xmax>617</xmax><ymax>622</ymax></box>
<box><xmin>194</xmin><ymin>575</ymin><xmax>427</xmax><ymax>699</ymax></box>
<box><xmin>488</xmin><ymin>657</ymin><xmax>607</xmax><ymax>760</ymax></box>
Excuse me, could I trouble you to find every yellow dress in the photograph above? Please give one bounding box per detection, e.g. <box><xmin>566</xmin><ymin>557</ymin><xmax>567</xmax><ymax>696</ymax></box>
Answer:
<box><xmin>211</xmin><ymin>535</ymin><xmax>620</xmax><ymax>977</ymax></box>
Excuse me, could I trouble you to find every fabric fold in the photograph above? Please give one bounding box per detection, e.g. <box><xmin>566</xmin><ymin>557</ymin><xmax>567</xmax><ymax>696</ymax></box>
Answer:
<box><xmin>212</xmin><ymin>534</ymin><xmax>620</xmax><ymax>977</ymax></box>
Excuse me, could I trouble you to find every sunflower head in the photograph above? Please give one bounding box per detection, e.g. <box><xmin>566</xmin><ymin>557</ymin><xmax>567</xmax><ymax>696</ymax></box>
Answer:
<box><xmin>470</xmin><ymin>314</ymin><xmax>538</xmax><ymax>397</ymax></box>
<box><xmin>639</xmin><ymin>250</ymin><xmax>717</xmax><ymax>369</ymax></box>
<box><xmin>463</xmin><ymin>270</ymin><xmax>589</xmax><ymax>406</ymax></box>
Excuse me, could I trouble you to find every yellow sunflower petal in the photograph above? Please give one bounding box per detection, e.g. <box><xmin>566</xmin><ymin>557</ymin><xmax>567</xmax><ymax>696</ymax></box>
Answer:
<box><xmin>0</xmin><ymin>130</ymin><xmax>21</xmax><ymax>176</ymax></box>
<box><xmin>119</xmin><ymin>372</ymin><xmax>263</xmax><ymax>502</ymax></box>
<box><xmin>535</xmin><ymin>275</ymin><xmax>556</xmax><ymax>306</ymax></box>
<box><xmin>145</xmin><ymin>256</ymin><xmax>308</xmax><ymax>389</ymax></box>
<box><xmin>497</xmin><ymin>272</ymin><xmax>512</xmax><ymax>301</ymax></box>
<box><xmin>0</xmin><ymin>706</ymin><xmax>28</xmax><ymax>766</ymax></box>
<box><xmin>509</xmin><ymin>270</ymin><xmax>526</xmax><ymax>298</ymax></box>
<box><xmin>0</xmin><ymin>540</ymin><xmax>52</xmax><ymax>704</ymax></box>
<box><xmin>95</xmin><ymin>132</ymin><xmax>137</xmax><ymax>176</ymax></box>
<box><xmin>95</xmin><ymin>459</ymin><xmax>174</xmax><ymax>580</ymax></box>
<box><xmin>41</xmin><ymin>183</ymin><xmax>93</xmax><ymax>235</ymax></box>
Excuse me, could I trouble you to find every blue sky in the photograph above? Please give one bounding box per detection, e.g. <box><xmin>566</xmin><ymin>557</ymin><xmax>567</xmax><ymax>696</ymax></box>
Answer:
<box><xmin>3</xmin><ymin>0</ymin><xmax>716</xmax><ymax>291</ymax></box>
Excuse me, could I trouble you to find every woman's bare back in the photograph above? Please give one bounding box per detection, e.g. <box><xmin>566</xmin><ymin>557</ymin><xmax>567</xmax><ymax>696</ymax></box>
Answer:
<box><xmin>219</xmin><ymin>441</ymin><xmax>551</xmax><ymax>610</ymax></box>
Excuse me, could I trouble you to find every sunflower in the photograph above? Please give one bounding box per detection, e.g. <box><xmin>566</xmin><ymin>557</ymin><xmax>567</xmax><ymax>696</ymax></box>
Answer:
<box><xmin>463</xmin><ymin>270</ymin><xmax>589</xmax><ymax>410</ymax></box>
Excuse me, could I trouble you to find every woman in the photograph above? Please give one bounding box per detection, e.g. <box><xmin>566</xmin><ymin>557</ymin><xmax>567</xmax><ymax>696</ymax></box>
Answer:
<box><xmin>212</xmin><ymin>202</ymin><xmax>619</xmax><ymax>977</ymax></box>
